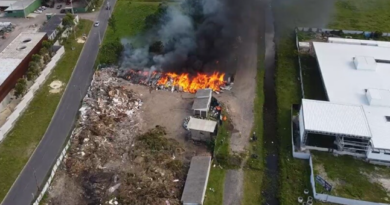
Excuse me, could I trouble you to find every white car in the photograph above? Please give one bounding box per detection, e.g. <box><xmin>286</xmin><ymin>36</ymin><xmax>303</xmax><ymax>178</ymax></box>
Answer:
<box><xmin>94</xmin><ymin>21</ymin><xmax>100</xmax><ymax>27</ymax></box>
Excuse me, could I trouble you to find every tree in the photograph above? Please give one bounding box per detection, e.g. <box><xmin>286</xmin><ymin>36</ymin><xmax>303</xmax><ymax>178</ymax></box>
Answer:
<box><xmin>39</xmin><ymin>47</ymin><xmax>48</xmax><ymax>56</ymax></box>
<box><xmin>108</xmin><ymin>15</ymin><xmax>116</xmax><ymax>32</ymax></box>
<box><xmin>42</xmin><ymin>40</ymin><xmax>53</xmax><ymax>49</ymax></box>
<box><xmin>149</xmin><ymin>41</ymin><xmax>164</xmax><ymax>54</ymax></box>
<box><xmin>99</xmin><ymin>38</ymin><xmax>124</xmax><ymax>65</ymax></box>
<box><xmin>14</xmin><ymin>78</ymin><xmax>27</xmax><ymax>98</ymax></box>
<box><xmin>62</xmin><ymin>13</ymin><xmax>75</xmax><ymax>28</ymax></box>
<box><xmin>144</xmin><ymin>3</ymin><xmax>168</xmax><ymax>29</ymax></box>
<box><xmin>27</xmin><ymin>62</ymin><xmax>40</xmax><ymax>80</ymax></box>
<box><xmin>31</xmin><ymin>54</ymin><xmax>41</xmax><ymax>63</ymax></box>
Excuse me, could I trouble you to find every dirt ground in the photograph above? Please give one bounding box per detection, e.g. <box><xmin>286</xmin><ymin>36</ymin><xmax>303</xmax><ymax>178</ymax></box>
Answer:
<box><xmin>124</xmin><ymin>84</ymin><xmax>209</xmax><ymax>161</ymax></box>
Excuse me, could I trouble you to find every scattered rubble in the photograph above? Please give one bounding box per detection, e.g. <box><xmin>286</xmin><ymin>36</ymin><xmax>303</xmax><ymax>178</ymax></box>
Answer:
<box><xmin>47</xmin><ymin>68</ymin><xmax>187</xmax><ymax>205</ymax></box>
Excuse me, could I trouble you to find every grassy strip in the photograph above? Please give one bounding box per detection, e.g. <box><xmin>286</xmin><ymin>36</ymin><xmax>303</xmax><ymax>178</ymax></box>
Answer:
<box><xmin>275</xmin><ymin>34</ymin><xmax>312</xmax><ymax>204</ymax></box>
<box><xmin>204</xmin><ymin>165</ymin><xmax>226</xmax><ymax>205</ymax></box>
<box><xmin>329</xmin><ymin>0</ymin><xmax>390</xmax><ymax>31</ymax></box>
<box><xmin>312</xmin><ymin>151</ymin><xmax>390</xmax><ymax>203</ymax></box>
<box><xmin>0</xmin><ymin>20</ymin><xmax>93</xmax><ymax>202</ymax></box>
<box><xmin>98</xmin><ymin>1</ymin><xmax>160</xmax><ymax>43</ymax></box>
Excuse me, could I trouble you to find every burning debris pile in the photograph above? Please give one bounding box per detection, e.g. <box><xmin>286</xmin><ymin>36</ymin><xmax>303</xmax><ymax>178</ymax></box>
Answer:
<box><xmin>47</xmin><ymin>68</ymin><xmax>187</xmax><ymax>205</ymax></box>
<box><xmin>121</xmin><ymin>69</ymin><xmax>233</xmax><ymax>93</ymax></box>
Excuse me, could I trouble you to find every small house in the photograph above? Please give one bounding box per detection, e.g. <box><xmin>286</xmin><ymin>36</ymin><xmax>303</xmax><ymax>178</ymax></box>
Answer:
<box><xmin>187</xmin><ymin>117</ymin><xmax>217</xmax><ymax>141</ymax></box>
<box><xmin>181</xmin><ymin>156</ymin><xmax>211</xmax><ymax>205</ymax></box>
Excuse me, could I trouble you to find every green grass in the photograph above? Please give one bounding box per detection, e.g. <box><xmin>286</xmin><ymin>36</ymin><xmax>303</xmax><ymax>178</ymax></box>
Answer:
<box><xmin>276</xmin><ymin>34</ymin><xmax>312</xmax><ymax>205</ymax></box>
<box><xmin>0</xmin><ymin>20</ymin><xmax>93</xmax><ymax>202</ymax></box>
<box><xmin>300</xmin><ymin>55</ymin><xmax>327</xmax><ymax>101</ymax></box>
<box><xmin>329</xmin><ymin>0</ymin><xmax>390</xmax><ymax>31</ymax></box>
<box><xmin>312</xmin><ymin>151</ymin><xmax>390</xmax><ymax>203</ymax></box>
<box><xmin>204</xmin><ymin>165</ymin><xmax>226</xmax><ymax>205</ymax></box>
<box><xmin>101</xmin><ymin>1</ymin><xmax>160</xmax><ymax>42</ymax></box>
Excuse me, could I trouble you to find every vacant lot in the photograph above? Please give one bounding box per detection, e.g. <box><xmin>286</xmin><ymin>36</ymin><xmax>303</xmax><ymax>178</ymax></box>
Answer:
<box><xmin>312</xmin><ymin>151</ymin><xmax>390</xmax><ymax>203</ymax></box>
<box><xmin>0</xmin><ymin>20</ymin><xmax>93</xmax><ymax>201</ymax></box>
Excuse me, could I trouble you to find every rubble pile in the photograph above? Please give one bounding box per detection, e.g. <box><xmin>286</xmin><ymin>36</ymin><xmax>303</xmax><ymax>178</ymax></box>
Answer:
<box><xmin>119</xmin><ymin>69</ymin><xmax>234</xmax><ymax>94</ymax></box>
<box><xmin>47</xmin><ymin>68</ymin><xmax>186</xmax><ymax>205</ymax></box>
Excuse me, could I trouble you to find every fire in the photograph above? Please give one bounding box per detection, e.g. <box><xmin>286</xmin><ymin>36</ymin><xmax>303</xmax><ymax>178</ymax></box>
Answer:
<box><xmin>157</xmin><ymin>72</ymin><xmax>225</xmax><ymax>93</ymax></box>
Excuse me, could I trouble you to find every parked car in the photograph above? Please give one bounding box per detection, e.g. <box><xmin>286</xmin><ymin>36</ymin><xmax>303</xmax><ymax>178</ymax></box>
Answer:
<box><xmin>94</xmin><ymin>21</ymin><xmax>100</xmax><ymax>27</ymax></box>
<box><xmin>60</xmin><ymin>9</ymin><xmax>66</xmax><ymax>13</ymax></box>
<box><xmin>56</xmin><ymin>4</ymin><xmax>62</xmax><ymax>9</ymax></box>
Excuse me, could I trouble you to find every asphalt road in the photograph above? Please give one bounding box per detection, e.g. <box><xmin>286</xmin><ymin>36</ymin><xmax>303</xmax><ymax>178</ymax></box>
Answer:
<box><xmin>1</xmin><ymin>1</ymin><xmax>116</xmax><ymax>204</ymax></box>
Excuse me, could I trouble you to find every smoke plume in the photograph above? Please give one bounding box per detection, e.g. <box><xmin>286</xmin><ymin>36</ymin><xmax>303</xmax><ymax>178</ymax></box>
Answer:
<box><xmin>119</xmin><ymin>0</ymin><xmax>254</xmax><ymax>76</ymax></box>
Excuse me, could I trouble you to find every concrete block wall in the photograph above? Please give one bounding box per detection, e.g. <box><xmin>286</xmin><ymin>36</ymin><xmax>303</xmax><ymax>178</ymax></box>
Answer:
<box><xmin>0</xmin><ymin>46</ymin><xmax>65</xmax><ymax>142</ymax></box>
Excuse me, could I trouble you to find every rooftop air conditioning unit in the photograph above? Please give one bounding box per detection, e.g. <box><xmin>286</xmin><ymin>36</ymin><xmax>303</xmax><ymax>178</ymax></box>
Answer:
<box><xmin>353</xmin><ymin>56</ymin><xmax>377</xmax><ymax>71</ymax></box>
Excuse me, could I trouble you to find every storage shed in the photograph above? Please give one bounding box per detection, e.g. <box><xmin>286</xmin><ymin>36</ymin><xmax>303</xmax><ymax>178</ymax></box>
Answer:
<box><xmin>39</xmin><ymin>14</ymin><xmax>64</xmax><ymax>40</ymax></box>
<box><xmin>181</xmin><ymin>156</ymin><xmax>211</xmax><ymax>205</ymax></box>
<box><xmin>187</xmin><ymin>117</ymin><xmax>217</xmax><ymax>141</ymax></box>
<box><xmin>192</xmin><ymin>88</ymin><xmax>212</xmax><ymax>118</ymax></box>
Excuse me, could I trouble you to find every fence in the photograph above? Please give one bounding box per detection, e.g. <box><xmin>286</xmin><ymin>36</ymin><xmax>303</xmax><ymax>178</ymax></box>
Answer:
<box><xmin>32</xmin><ymin>71</ymin><xmax>96</xmax><ymax>205</ymax></box>
<box><xmin>0</xmin><ymin>46</ymin><xmax>65</xmax><ymax>142</ymax></box>
<box><xmin>32</xmin><ymin>131</ymin><xmax>73</xmax><ymax>205</ymax></box>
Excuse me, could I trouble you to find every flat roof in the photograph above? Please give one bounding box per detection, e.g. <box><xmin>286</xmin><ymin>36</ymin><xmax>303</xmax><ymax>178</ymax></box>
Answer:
<box><xmin>4</xmin><ymin>0</ymin><xmax>35</xmax><ymax>10</ymax></box>
<box><xmin>312</xmin><ymin>40</ymin><xmax>390</xmax><ymax>149</ymax></box>
<box><xmin>187</xmin><ymin>117</ymin><xmax>217</xmax><ymax>133</ymax></box>
<box><xmin>0</xmin><ymin>32</ymin><xmax>46</xmax><ymax>86</ymax></box>
<box><xmin>39</xmin><ymin>15</ymin><xmax>64</xmax><ymax>36</ymax></box>
<box><xmin>302</xmin><ymin>99</ymin><xmax>372</xmax><ymax>138</ymax></box>
<box><xmin>0</xmin><ymin>0</ymin><xmax>16</xmax><ymax>7</ymax></box>
<box><xmin>195</xmin><ymin>88</ymin><xmax>212</xmax><ymax>98</ymax></box>
<box><xmin>313</xmin><ymin>41</ymin><xmax>390</xmax><ymax>105</ymax></box>
<box><xmin>192</xmin><ymin>97</ymin><xmax>210</xmax><ymax>110</ymax></box>
<box><xmin>181</xmin><ymin>156</ymin><xmax>211</xmax><ymax>204</ymax></box>
<box><xmin>362</xmin><ymin>106</ymin><xmax>390</xmax><ymax>150</ymax></box>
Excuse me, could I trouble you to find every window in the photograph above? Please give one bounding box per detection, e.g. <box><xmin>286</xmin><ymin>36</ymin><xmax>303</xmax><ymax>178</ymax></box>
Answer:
<box><xmin>372</xmin><ymin>149</ymin><xmax>380</xmax><ymax>154</ymax></box>
<box><xmin>386</xmin><ymin>116</ymin><xmax>390</xmax><ymax>122</ymax></box>
<box><xmin>385</xmin><ymin>150</ymin><xmax>390</xmax><ymax>155</ymax></box>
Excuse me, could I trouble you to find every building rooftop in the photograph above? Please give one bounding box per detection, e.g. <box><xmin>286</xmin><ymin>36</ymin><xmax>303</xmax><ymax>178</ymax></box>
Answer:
<box><xmin>311</xmin><ymin>39</ymin><xmax>390</xmax><ymax>150</ymax></box>
<box><xmin>0</xmin><ymin>0</ymin><xmax>16</xmax><ymax>7</ymax></box>
<box><xmin>302</xmin><ymin>99</ymin><xmax>372</xmax><ymax>138</ymax></box>
<box><xmin>0</xmin><ymin>32</ymin><xmax>46</xmax><ymax>86</ymax></box>
<box><xmin>192</xmin><ymin>98</ymin><xmax>210</xmax><ymax>110</ymax></box>
<box><xmin>39</xmin><ymin>15</ymin><xmax>64</xmax><ymax>37</ymax></box>
<box><xmin>313</xmin><ymin>41</ymin><xmax>390</xmax><ymax>105</ymax></box>
<box><xmin>181</xmin><ymin>156</ymin><xmax>211</xmax><ymax>204</ymax></box>
<box><xmin>4</xmin><ymin>0</ymin><xmax>34</xmax><ymax>10</ymax></box>
<box><xmin>195</xmin><ymin>88</ymin><xmax>212</xmax><ymax>98</ymax></box>
<box><xmin>187</xmin><ymin>117</ymin><xmax>217</xmax><ymax>133</ymax></box>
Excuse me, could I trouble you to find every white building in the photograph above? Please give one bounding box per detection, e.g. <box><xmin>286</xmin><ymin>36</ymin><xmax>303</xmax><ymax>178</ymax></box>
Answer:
<box><xmin>297</xmin><ymin>38</ymin><xmax>390</xmax><ymax>164</ymax></box>
<box><xmin>192</xmin><ymin>89</ymin><xmax>212</xmax><ymax>118</ymax></box>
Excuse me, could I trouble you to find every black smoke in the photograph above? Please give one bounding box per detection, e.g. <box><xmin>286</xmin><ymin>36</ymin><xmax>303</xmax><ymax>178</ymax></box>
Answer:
<box><xmin>119</xmin><ymin>0</ymin><xmax>254</xmax><ymax>76</ymax></box>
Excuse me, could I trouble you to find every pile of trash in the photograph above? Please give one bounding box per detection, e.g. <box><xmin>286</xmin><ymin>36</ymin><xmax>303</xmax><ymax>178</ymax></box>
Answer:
<box><xmin>47</xmin><ymin>68</ymin><xmax>187</xmax><ymax>205</ymax></box>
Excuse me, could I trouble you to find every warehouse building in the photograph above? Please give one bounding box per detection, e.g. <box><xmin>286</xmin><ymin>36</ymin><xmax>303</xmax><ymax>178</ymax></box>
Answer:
<box><xmin>187</xmin><ymin>117</ymin><xmax>217</xmax><ymax>141</ymax></box>
<box><xmin>192</xmin><ymin>88</ymin><xmax>212</xmax><ymax>118</ymax></box>
<box><xmin>3</xmin><ymin>0</ymin><xmax>41</xmax><ymax>17</ymax></box>
<box><xmin>0</xmin><ymin>32</ymin><xmax>47</xmax><ymax>110</ymax></box>
<box><xmin>181</xmin><ymin>156</ymin><xmax>211</xmax><ymax>205</ymax></box>
<box><xmin>296</xmin><ymin>38</ymin><xmax>390</xmax><ymax>165</ymax></box>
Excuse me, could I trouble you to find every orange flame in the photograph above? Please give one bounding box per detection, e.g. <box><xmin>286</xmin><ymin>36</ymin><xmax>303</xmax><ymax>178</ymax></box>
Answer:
<box><xmin>157</xmin><ymin>72</ymin><xmax>225</xmax><ymax>93</ymax></box>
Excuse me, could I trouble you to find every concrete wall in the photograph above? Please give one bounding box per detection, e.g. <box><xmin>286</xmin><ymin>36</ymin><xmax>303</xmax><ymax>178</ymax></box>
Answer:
<box><xmin>0</xmin><ymin>46</ymin><xmax>65</xmax><ymax>142</ymax></box>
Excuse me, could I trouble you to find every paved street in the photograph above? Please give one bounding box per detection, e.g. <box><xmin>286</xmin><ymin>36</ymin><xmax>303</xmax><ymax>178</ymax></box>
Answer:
<box><xmin>1</xmin><ymin>1</ymin><xmax>115</xmax><ymax>204</ymax></box>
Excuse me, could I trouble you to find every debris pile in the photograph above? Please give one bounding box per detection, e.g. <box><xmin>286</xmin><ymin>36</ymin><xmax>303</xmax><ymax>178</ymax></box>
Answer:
<box><xmin>47</xmin><ymin>68</ymin><xmax>187</xmax><ymax>205</ymax></box>
<box><xmin>120</xmin><ymin>69</ymin><xmax>234</xmax><ymax>94</ymax></box>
